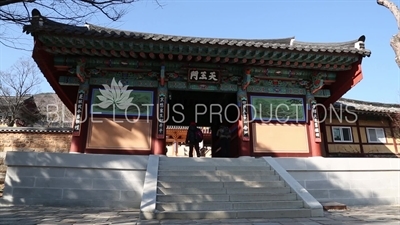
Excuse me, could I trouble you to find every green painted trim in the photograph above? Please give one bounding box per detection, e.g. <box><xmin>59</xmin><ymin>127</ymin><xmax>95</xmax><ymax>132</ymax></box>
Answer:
<box><xmin>90</xmin><ymin>78</ymin><xmax>158</xmax><ymax>87</ymax></box>
<box><xmin>168</xmin><ymin>81</ymin><xmax>187</xmax><ymax>90</ymax></box>
<box><xmin>43</xmin><ymin>36</ymin><xmax>360</xmax><ymax>68</ymax></box>
<box><xmin>59</xmin><ymin>76</ymin><xmax>80</xmax><ymax>86</ymax></box>
<box><xmin>314</xmin><ymin>89</ymin><xmax>331</xmax><ymax>98</ymax></box>
<box><xmin>247</xmin><ymin>86</ymin><xmax>307</xmax><ymax>95</ymax></box>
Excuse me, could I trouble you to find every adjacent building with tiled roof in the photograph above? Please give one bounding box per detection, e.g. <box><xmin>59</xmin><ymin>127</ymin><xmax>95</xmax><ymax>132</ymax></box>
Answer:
<box><xmin>334</xmin><ymin>98</ymin><xmax>400</xmax><ymax>114</ymax></box>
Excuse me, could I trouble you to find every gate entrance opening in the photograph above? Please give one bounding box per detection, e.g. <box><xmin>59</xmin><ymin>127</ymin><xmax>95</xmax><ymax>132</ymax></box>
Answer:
<box><xmin>166</xmin><ymin>90</ymin><xmax>239</xmax><ymax>157</ymax></box>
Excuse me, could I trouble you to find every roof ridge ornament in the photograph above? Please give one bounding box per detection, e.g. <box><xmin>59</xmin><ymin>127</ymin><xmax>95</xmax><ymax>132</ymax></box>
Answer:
<box><xmin>354</xmin><ymin>35</ymin><xmax>366</xmax><ymax>50</ymax></box>
<box><xmin>31</xmin><ymin>8</ymin><xmax>44</xmax><ymax>27</ymax></box>
<box><xmin>290</xmin><ymin>38</ymin><xmax>295</xmax><ymax>46</ymax></box>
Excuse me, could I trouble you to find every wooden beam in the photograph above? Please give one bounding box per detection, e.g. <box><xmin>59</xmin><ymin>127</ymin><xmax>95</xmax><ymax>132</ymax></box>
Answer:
<box><xmin>110</xmin><ymin>50</ymin><xmax>120</xmax><ymax>57</ymax></box>
<box><xmin>324</xmin><ymin>61</ymin><xmax>363</xmax><ymax>106</ymax></box>
<box><xmin>71</xmin><ymin>48</ymin><xmax>79</xmax><ymax>54</ymax></box>
<box><xmin>82</xmin><ymin>48</ymin><xmax>90</xmax><ymax>55</ymax></box>
<box><xmin>195</xmin><ymin>55</ymin><xmax>202</xmax><ymax>62</ymax></box>
<box><xmin>168</xmin><ymin>54</ymin><xmax>174</xmax><ymax>60</ymax></box>
<box><xmin>100</xmin><ymin>49</ymin><xmax>110</xmax><ymax>57</ymax></box>
<box><xmin>54</xmin><ymin>66</ymin><xmax>70</xmax><ymax>71</ymax></box>
<box><xmin>149</xmin><ymin>52</ymin><xmax>155</xmax><ymax>59</ymax></box>
<box><xmin>239</xmin><ymin>58</ymin><xmax>247</xmax><ymax>64</ymax></box>
<box><xmin>230</xmin><ymin>58</ymin><xmax>239</xmax><ymax>63</ymax></box>
<box><xmin>243</xmin><ymin>50</ymin><xmax>254</xmax><ymax>57</ymax></box>
<box><xmin>324</xmin><ymin>80</ymin><xmax>335</xmax><ymax>84</ymax></box>
<box><xmin>203</xmin><ymin>56</ymin><xmax>211</xmax><ymax>62</ymax></box>
<box><xmin>254</xmin><ymin>76</ymin><xmax>299</xmax><ymax>81</ymax></box>
<box><xmin>48</xmin><ymin>46</ymin><xmax>61</xmax><ymax>54</ymax></box>
<box><xmin>139</xmin><ymin>52</ymin><xmax>147</xmax><ymax>59</ymax></box>
<box><xmin>120</xmin><ymin>51</ymin><xmax>129</xmax><ymax>58</ymax></box>
<box><xmin>213</xmin><ymin>57</ymin><xmax>221</xmax><ymax>63</ymax></box>
<box><xmin>178</xmin><ymin>54</ymin><xmax>183</xmax><ymax>61</ymax></box>
<box><xmin>222</xmin><ymin>57</ymin><xmax>230</xmax><ymax>63</ymax></box>
<box><xmin>91</xmin><ymin>49</ymin><xmax>101</xmax><ymax>56</ymax></box>
<box><xmin>186</xmin><ymin>55</ymin><xmax>193</xmax><ymax>61</ymax></box>
<box><xmin>129</xmin><ymin>51</ymin><xmax>138</xmax><ymax>58</ymax></box>
<box><xmin>255</xmin><ymin>59</ymin><xmax>264</xmax><ymax>65</ymax></box>
<box><xmin>247</xmin><ymin>58</ymin><xmax>256</xmax><ymax>65</ymax></box>
<box><xmin>159</xmin><ymin>53</ymin><xmax>165</xmax><ymax>60</ymax></box>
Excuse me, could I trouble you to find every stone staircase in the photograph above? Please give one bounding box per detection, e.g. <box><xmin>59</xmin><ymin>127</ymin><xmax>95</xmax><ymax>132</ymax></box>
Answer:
<box><xmin>146</xmin><ymin>157</ymin><xmax>314</xmax><ymax>219</ymax></box>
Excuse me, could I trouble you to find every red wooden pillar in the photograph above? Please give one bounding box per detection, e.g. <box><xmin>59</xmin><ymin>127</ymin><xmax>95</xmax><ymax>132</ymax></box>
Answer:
<box><xmin>152</xmin><ymin>67</ymin><xmax>167</xmax><ymax>155</ymax></box>
<box><xmin>237</xmin><ymin>88</ymin><xmax>251</xmax><ymax>156</ymax></box>
<box><xmin>69</xmin><ymin>136</ymin><xmax>82</xmax><ymax>153</ymax></box>
<box><xmin>70</xmin><ymin>97</ymin><xmax>89</xmax><ymax>154</ymax></box>
<box><xmin>307</xmin><ymin>100</ymin><xmax>322</xmax><ymax>156</ymax></box>
<box><xmin>70</xmin><ymin>80</ymin><xmax>89</xmax><ymax>154</ymax></box>
<box><xmin>238</xmin><ymin>117</ymin><xmax>251</xmax><ymax>156</ymax></box>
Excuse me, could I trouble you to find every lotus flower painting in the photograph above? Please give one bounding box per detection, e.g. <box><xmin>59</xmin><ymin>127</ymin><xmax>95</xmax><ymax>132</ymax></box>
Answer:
<box><xmin>90</xmin><ymin>78</ymin><xmax>153</xmax><ymax>116</ymax></box>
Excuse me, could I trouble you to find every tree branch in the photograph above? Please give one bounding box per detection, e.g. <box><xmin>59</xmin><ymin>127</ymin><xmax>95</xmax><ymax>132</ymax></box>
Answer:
<box><xmin>377</xmin><ymin>0</ymin><xmax>400</xmax><ymax>29</ymax></box>
<box><xmin>0</xmin><ymin>0</ymin><xmax>33</xmax><ymax>7</ymax></box>
<box><xmin>0</xmin><ymin>0</ymin><xmax>163</xmax><ymax>50</ymax></box>
<box><xmin>377</xmin><ymin>0</ymin><xmax>400</xmax><ymax>67</ymax></box>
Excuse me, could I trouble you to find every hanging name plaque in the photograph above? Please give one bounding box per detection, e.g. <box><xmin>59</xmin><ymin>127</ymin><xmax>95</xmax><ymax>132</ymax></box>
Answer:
<box><xmin>242</xmin><ymin>98</ymin><xmax>250</xmax><ymax>141</ymax></box>
<box><xmin>72</xmin><ymin>91</ymin><xmax>85</xmax><ymax>136</ymax></box>
<box><xmin>157</xmin><ymin>94</ymin><xmax>166</xmax><ymax>139</ymax></box>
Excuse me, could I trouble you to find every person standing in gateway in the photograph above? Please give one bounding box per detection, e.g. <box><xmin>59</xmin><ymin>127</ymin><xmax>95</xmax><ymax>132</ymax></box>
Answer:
<box><xmin>217</xmin><ymin>122</ymin><xmax>231</xmax><ymax>157</ymax></box>
<box><xmin>186</xmin><ymin>122</ymin><xmax>202</xmax><ymax>157</ymax></box>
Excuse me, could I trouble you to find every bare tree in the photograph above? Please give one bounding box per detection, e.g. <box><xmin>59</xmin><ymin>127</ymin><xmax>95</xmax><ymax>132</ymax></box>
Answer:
<box><xmin>34</xmin><ymin>93</ymin><xmax>74</xmax><ymax>128</ymax></box>
<box><xmin>0</xmin><ymin>57</ymin><xmax>43</xmax><ymax>126</ymax></box>
<box><xmin>377</xmin><ymin>0</ymin><xmax>400</xmax><ymax>67</ymax></box>
<box><xmin>0</xmin><ymin>0</ymin><xmax>162</xmax><ymax>49</ymax></box>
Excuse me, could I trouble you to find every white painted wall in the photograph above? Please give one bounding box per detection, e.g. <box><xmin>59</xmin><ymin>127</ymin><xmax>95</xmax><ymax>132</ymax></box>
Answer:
<box><xmin>275</xmin><ymin>157</ymin><xmax>400</xmax><ymax>206</ymax></box>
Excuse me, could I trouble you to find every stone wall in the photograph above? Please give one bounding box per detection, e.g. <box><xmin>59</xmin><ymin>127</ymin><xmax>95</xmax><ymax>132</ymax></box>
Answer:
<box><xmin>275</xmin><ymin>157</ymin><xmax>400</xmax><ymax>206</ymax></box>
<box><xmin>0</xmin><ymin>128</ymin><xmax>72</xmax><ymax>153</ymax></box>
<box><xmin>0</xmin><ymin>128</ymin><xmax>72</xmax><ymax>196</ymax></box>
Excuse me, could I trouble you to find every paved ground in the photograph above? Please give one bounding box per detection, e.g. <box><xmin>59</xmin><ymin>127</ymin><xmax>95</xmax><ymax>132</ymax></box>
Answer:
<box><xmin>0</xmin><ymin>205</ymin><xmax>399</xmax><ymax>225</ymax></box>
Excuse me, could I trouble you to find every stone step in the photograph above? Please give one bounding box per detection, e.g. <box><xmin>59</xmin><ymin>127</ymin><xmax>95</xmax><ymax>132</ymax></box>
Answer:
<box><xmin>158</xmin><ymin>180</ymin><xmax>285</xmax><ymax>188</ymax></box>
<box><xmin>157</xmin><ymin>193</ymin><xmax>298</xmax><ymax>202</ymax></box>
<box><xmin>156</xmin><ymin>201</ymin><xmax>304</xmax><ymax>211</ymax></box>
<box><xmin>145</xmin><ymin>209</ymin><xmax>311</xmax><ymax>220</ymax></box>
<box><xmin>158</xmin><ymin>170</ymin><xmax>276</xmax><ymax>176</ymax></box>
<box><xmin>158</xmin><ymin>162</ymin><xmax>269</xmax><ymax>167</ymax></box>
<box><xmin>157</xmin><ymin>175</ymin><xmax>280</xmax><ymax>182</ymax></box>
<box><xmin>159</xmin><ymin>157</ymin><xmax>266</xmax><ymax>163</ymax></box>
<box><xmin>158</xmin><ymin>165</ymin><xmax>271</xmax><ymax>171</ymax></box>
<box><xmin>157</xmin><ymin>187</ymin><xmax>292</xmax><ymax>195</ymax></box>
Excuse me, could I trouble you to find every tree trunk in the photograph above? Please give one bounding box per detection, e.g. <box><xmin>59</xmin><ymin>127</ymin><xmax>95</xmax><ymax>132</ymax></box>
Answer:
<box><xmin>377</xmin><ymin>0</ymin><xmax>400</xmax><ymax>68</ymax></box>
<box><xmin>391</xmin><ymin>34</ymin><xmax>400</xmax><ymax>67</ymax></box>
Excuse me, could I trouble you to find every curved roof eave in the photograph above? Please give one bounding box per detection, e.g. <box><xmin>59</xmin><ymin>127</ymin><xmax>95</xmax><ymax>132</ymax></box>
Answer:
<box><xmin>23</xmin><ymin>9</ymin><xmax>371</xmax><ymax>57</ymax></box>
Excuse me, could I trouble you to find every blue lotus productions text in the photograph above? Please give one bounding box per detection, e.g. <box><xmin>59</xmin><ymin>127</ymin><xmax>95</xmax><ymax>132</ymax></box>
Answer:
<box><xmin>45</xmin><ymin>103</ymin><xmax>358</xmax><ymax>124</ymax></box>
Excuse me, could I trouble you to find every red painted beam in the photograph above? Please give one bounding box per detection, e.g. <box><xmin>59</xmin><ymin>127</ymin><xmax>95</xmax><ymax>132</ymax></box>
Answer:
<box><xmin>32</xmin><ymin>40</ymin><xmax>74</xmax><ymax>112</ymax></box>
<box><xmin>324</xmin><ymin>60</ymin><xmax>363</xmax><ymax>107</ymax></box>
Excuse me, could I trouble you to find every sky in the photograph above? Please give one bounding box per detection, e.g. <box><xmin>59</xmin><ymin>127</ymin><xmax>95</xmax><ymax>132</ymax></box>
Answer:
<box><xmin>0</xmin><ymin>0</ymin><xmax>399</xmax><ymax>103</ymax></box>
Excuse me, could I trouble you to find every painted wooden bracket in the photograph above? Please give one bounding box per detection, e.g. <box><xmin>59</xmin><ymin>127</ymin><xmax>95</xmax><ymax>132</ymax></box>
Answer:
<box><xmin>160</xmin><ymin>65</ymin><xmax>165</xmax><ymax>86</ymax></box>
<box><xmin>242</xmin><ymin>69</ymin><xmax>251</xmax><ymax>90</ymax></box>
<box><xmin>76</xmin><ymin>58</ymin><xmax>87</xmax><ymax>83</ymax></box>
<box><xmin>310</xmin><ymin>72</ymin><xmax>325</xmax><ymax>94</ymax></box>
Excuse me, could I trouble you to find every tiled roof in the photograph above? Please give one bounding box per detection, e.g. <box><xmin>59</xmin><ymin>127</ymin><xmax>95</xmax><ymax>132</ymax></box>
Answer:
<box><xmin>335</xmin><ymin>98</ymin><xmax>400</xmax><ymax>114</ymax></box>
<box><xmin>23</xmin><ymin>9</ymin><xmax>371</xmax><ymax>57</ymax></box>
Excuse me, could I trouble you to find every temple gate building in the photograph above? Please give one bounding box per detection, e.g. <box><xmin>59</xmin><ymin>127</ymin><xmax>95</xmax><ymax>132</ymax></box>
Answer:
<box><xmin>23</xmin><ymin>9</ymin><xmax>371</xmax><ymax>157</ymax></box>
